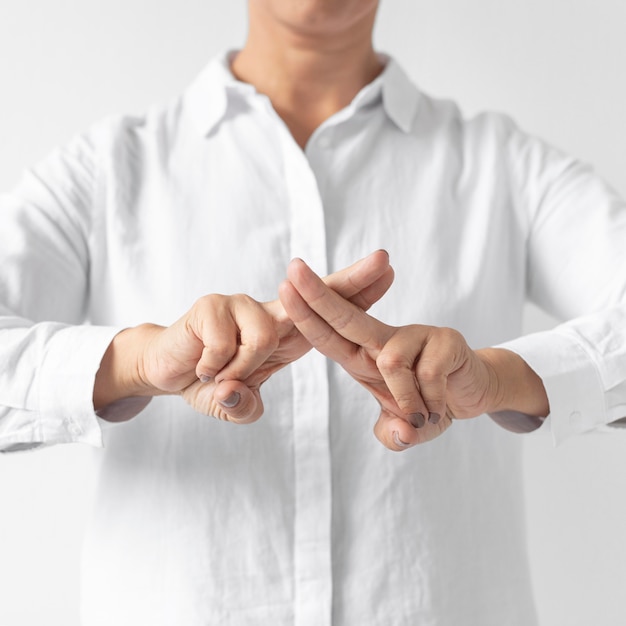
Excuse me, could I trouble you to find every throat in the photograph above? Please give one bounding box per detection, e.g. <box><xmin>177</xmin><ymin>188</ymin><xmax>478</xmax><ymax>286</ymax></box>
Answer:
<box><xmin>231</xmin><ymin>45</ymin><xmax>384</xmax><ymax>150</ymax></box>
<box><xmin>272</xmin><ymin>96</ymin><xmax>348</xmax><ymax>150</ymax></box>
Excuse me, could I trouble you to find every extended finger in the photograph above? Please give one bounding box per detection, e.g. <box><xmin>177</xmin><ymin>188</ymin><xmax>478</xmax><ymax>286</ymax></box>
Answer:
<box><xmin>278</xmin><ymin>280</ymin><xmax>359</xmax><ymax>366</ymax></box>
<box><xmin>286</xmin><ymin>258</ymin><xmax>394</xmax><ymax>352</ymax></box>
<box><xmin>348</xmin><ymin>266</ymin><xmax>395</xmax><ymax>311</ymax></box>
<box><xmin>322</xmin><ymin>250</ymin><xmax>392</xmax><ymax>307</ymax></box>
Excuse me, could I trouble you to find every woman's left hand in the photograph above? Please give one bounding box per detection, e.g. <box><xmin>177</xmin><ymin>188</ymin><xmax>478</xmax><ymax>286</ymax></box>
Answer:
<box><xmin>279</xmin><ymin>258</ymin><xmax>526</xmax><ymax>450</ymax></box>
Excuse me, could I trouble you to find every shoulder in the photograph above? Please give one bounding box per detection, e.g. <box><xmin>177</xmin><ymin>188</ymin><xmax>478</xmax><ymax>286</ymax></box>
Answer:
<box><xmin>414</xmin><ymin>88</ymin><xmax>518</xmax><ymax>150</ymax></box>
<box><xmin>84</xmin><ymin>94</ymin><xmax>185</xmax><ymax>158</ymax></box>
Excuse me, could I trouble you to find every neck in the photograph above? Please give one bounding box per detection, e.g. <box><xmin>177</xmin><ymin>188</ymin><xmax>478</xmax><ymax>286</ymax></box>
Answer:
<box><xmin>232</xmin><ymin>5</ymin><xmax>383</xmax><ymax>149</ymax></box>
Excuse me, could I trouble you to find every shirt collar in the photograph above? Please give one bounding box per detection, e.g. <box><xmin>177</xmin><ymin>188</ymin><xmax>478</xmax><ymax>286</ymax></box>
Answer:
<box><xmin>185</xmin><ymin>51</ymin><xmax>420</xmax><ymax>136</ymax></box>
<box><xmin>184</xmin><ymin>51</ymin><xmax>238</xmax><ymax>136</ymax></box>
<box><xmin>378</xmin><ymin>55</ymin><xmax>421</xmax><ymax>133</ymax></box>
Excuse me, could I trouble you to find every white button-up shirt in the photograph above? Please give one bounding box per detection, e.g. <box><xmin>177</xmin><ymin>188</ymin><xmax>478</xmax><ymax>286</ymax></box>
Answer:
<box><xmin>1</xmin><ymin>52</ymin><xmax>626</xmax><ymax>626</ymax></box>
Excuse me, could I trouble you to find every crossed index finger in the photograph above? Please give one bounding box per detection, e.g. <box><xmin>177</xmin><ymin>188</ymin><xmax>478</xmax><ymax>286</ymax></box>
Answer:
<box><xmin>281</xmin><ymin>258</ymin><xmax>395</xmax><ymax>357</ymax></box>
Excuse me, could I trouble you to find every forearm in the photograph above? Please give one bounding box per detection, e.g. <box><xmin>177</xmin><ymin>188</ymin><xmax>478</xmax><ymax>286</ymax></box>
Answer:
<box><xmin>496</xmin><ymin>308</ymin><xmax>626</xmax><ymax>442</ymax></box>
<box><xmin>0</xmin><ymin>321</ymin><xmax>121</xmax><ymax>449</ymax></box>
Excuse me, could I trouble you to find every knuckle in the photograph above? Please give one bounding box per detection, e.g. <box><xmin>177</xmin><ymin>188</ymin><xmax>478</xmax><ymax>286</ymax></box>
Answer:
<box><xmin>307</xmin><ymin>326</ymin><xmax>334</xmax><ymax>348</ymax></box>
<box><xmin>328</xmin><ymin>307</ymin><xmax>355</xmax><ymax>331</ymax></box>
<box><xmin>189</xmin><ymin>295</ymin><xmax>225</xmax><ymax>329</ymax></box>
<box><xmin>195</xmin><ymin>293</ymin><xmax>224</xmax><ymax>311</ymax></box>
<box><xmin>376</xmin><ymin>350</ymin><xmax>411</xmax><ymax>374</ymax></box>
<box><xmin>205</xmin><ymin>340</ymin><xmax>236</xmax><ymax>363</ymax></box>
<box><xmin>233</xmin><ymin>292</ymin><xmax>254</xmax><ymax>306</ymax></box>
<box><xmin>243</xmin><ymin>330</ymin><xmax>279</xmax><ymax>354</ymax></box>
<box><xmin>415</xmin><ymin>361</ymin><xmax>445</xmax><ymax>384</ymax></box>
<box><xmin>436</xmin><ymin>326</ymin><xmax>464</xmax><ymax>345</ymax></box>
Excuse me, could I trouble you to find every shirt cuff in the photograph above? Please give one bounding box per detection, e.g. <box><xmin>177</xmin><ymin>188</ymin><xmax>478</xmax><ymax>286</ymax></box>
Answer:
<box><xmin>36</xmin><ymin>325</ymin><xmax>125</xmax><ymax>448</ymax></box>
<box><xmin>496</xmin><ymin>330</ymin><xmax>607</xmax><ymax>445</ymax></box>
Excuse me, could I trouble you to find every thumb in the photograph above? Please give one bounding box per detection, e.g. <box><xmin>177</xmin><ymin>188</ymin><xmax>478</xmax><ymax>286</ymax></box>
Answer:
<box><xmin>214</xmin><ymin>379</ymin><xmax>265</xmax><ymax>425</ymax></box>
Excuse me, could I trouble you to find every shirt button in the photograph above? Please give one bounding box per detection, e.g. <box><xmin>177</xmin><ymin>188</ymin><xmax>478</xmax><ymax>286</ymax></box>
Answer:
<box><xmin>65</xmin><ymin>419</ymin><xmax>82</xmax><ymax>437</ymax></box>
<box><xmin>569</xmin><ymin>411</ymin><xmax>583</xmax><ymax>430</ymax></box>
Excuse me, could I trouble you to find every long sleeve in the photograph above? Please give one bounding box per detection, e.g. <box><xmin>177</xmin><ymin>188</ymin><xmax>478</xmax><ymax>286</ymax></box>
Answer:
<box><xmin>497</xmin><ymin>123</ymin><xmax>626</xmax><ymax>443</ymax></box>
<box><xmin>0</xmin><ymin>133</ymin><xmax>120</xmax><ymax>451</ymax></box>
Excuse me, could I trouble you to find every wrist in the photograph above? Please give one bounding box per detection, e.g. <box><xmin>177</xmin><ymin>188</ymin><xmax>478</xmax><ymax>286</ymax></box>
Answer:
<box><xmin>476</xmin><ymin>347</ymin><xmax>549</xmax><ymax>418</ymax></box>
<box><xmin>93</xmin><ymin>323</ymin><xmax>164</xmax><ymax>411</ymax></box>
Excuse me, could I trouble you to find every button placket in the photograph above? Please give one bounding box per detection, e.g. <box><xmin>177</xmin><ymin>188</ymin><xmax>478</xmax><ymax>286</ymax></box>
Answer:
<box><xmin>279</xmin><ymin>126</ymin><xmax>333</xmax><ymax>626</ymax></box>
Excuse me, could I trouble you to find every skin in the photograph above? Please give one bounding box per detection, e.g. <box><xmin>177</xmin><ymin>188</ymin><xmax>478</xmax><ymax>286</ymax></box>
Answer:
<box><xmin>232</xmin><ymin>0</ymin><xmax>383</xmax><ymax>148</ymax></box>
<box><xmin>93</xmin><ymin>251</ymin><xmax>395</xmax><ymax>423</ymax></box>
<box><xmin>94</xmin><ymin>0</ymin><xmax>550</xmax><ymax>448</ymax></box>
<box><xmin>279</xmin><ymin>259</ymin><xmax>549</xmax><ymax>451</ymax></box>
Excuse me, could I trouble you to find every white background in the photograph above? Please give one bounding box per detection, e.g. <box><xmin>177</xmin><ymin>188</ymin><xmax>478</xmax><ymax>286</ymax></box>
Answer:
<box><xmin>1</xmin><ymin>1</ymin><xmax>626</xmax><ymax>624</ymax></box>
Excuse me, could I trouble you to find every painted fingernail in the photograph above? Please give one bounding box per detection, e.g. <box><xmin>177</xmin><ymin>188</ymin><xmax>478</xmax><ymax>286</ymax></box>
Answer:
<box><xmin>219</xmin><ymin>392</ymin><xmax>240</xmax><ymax>408</ymax></box>
<box><xmin>393</xmin><ymin>431</ymin><xmax>412</xmax><ymax>448</ymax></box>
<box><xmin>199</xmin><ymin>375</ymin><xmax>211</xmax><ymax>383</ymax></box>
<box><xmin>428</xmin><ymin>412</ymin><xmax>441</xmax><ymax>425</ymax></box>
<box><xmin>409</xmin><ymin>412</ymin><xmax>426</xmax><ymax>428</ymax></box>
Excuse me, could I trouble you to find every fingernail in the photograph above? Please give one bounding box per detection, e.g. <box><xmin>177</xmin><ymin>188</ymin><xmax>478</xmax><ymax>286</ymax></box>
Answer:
<box><xmin>393</xmin><ymin>431</ymin><xmax>412</xmax><ymax>448</ymax></box>
<box><xmin>428</xmin><ymin>412</ymin><xmax>441</xmax><ymax>425</ymax></box>
<box><xmin>199</xmin><ymin>375</ymin><xmax>211</xmax><ymax>383</ymax></box>
<box><xmin>219</xmin><ymin>392</ymin><xmax>240</xmax><ymax>408</ymax></box>
<box><xmin>409</xmin><ymin>412</ymin><xmax>426</xmax><ymax>428</ymax></box>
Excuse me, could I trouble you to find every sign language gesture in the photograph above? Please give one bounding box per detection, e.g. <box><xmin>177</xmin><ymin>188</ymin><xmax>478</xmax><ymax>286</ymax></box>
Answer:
<box><xmin>279</xmin><ymin>257</ymin><xmax>549</xmax><ymax>450</ymax></box>
<box><xmin>93</xmin><ymin>251</ymin><xmax>394</xmax><ymax>424</ymax></box>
